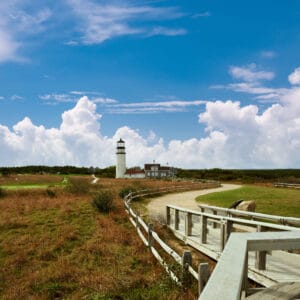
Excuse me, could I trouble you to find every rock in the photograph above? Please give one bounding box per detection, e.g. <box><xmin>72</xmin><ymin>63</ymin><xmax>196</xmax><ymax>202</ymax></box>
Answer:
<box><xmin>236</xmin><ymin>200</ymin><xmax>256</xmax><ymax>212</ymax></box>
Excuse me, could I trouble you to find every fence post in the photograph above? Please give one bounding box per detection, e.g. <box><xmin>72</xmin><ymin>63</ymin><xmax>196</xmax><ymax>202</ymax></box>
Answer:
<box><xmin>242</xmin><ymin>251</ymin><xmax>248</xmax><ymax>296</ymax></box>
<box><xmin>182</xmin><ymin>250</ymin><xmax>192</xmax><ymax>289</ymax></box>
<box><xmin>175</xmin><ymin>209</ymin><xmax>179</xmax><ymax>230</ymax></box>
<box><xmin>212</xmin><ymin>210</ymin><xmax>217</xmax><ymax>228</ymax></box>
<box><xmin>220</xmin><ymin>221</ymin><xmax>225</xmax><ymax>250</ymax></box>
<box><xmin>166</xmin><ymin>206</ymin><xmax>171</xmax><ymax>226</ymax></box>
<box><xmin>185</xmin><ymin>212</ymin><xmax>192</xmax><ymax>237</ymax></box>
<box><xmin>198</xmin><ymin>263</ymin><xmax>210</xmax><ymax>296</ymax></box>
<box><xmin>225</xmin><ymin>220</ymin><xmax>233</xmax><ymax>242</ymax></box>
<box><xmin>135</xmin><ymin>211</ymin><xmax>140</xmax><ymax>229</ymax></box>
<box><xmin>201</xmin><ymin>216</ymin><xmax>207</xmax><ymax>244</ymax></box>
<box><xmin>148</xmin><ymin>223</ymin><xmax>154</xmax><ymax>249</ymax></box>
<box><xmin>255</xmin><ymin>225</ymin><xmax>267</xmax><ymax>270</ymax></box>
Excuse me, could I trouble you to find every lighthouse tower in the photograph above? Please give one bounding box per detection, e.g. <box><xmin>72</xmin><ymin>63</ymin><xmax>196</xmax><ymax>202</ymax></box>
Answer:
<box><xmin>116</xmin><ymin>139</ymin><xmax>126</xmax><ymax>178</ymax></box>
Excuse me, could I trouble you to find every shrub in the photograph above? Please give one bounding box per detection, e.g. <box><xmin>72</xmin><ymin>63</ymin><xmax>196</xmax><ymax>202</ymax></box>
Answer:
<box><xmin>118</xmin><ymin>186</ymin><xmax>137</xmax><ymax>198</ymax></box>
<box><xmin>46</xmin><ymin>188</ymin><xmax>56</xmax><ymax>198</ymax></box>
<box><xmin>92</xmin><ymin>191</ymin><xmax>114</xmax><ymax>213</ymax></box>
<box><xmin>66</xmin><ymin>178</ymin><xmax>90</xmax><ymax>195</ymax></box>
<box><xmin>0</xmin><ymin>187</ymin><xmax>6</xmax><ymax>198</ymax></box>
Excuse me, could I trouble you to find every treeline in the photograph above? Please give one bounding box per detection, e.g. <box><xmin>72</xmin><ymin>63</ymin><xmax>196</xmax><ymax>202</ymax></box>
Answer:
<box><xmin>1</xmin><ymin>165</ymin><xmax>300</xmax><ymax>182</ymax></box>
<box><xmin>0</xmin><ymin>165</ymin><xmax>116</xmax><ymax>178</ymax></box>
<box><xmin>176</xmin><ymin>168</ymin><xmax>300</xmax><ymax>183</ymax></box>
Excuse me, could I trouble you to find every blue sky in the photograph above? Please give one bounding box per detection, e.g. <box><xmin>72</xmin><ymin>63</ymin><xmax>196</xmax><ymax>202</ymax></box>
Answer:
<box><xmin>1</xmin><ymin>0</ymin><xmax>300</xmax><ymax>168</ymax></box>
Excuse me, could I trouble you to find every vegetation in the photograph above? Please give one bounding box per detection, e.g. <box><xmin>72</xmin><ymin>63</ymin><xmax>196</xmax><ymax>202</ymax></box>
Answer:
<box><xmin>0</xmin><ymin>165</ymin><xmax>116</xmax><ymax>178</ymax></box>
<box><xmin>2</xmin><ymin>165</ymin><xmax>300</xmax><ymax>183</ymax></box>
<box><xmin>197</xmin><ymin>185</ymin><xmax>300</xmax><ymax>217</ymax></box>
<box><xmin>92</xmin><ymin>191</ymin><xmax>114</xmax><ymax>213</ymax></box>
<box><xmin>177</xmin><ymin>168</ymin><xmax>300</xmax><ymax>183</ymax></box>
<box><xmin>0</xmin><ymin>176</ymin><xmax>197</xmax><ymax>299</ymax></box>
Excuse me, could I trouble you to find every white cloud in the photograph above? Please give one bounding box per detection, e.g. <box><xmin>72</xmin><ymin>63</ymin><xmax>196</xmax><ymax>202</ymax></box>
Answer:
<box><xmin>0</xmin><ymin>1</ymin><xmax>52</xmax><ymax>63</ymax></box>
<box><xmin>148</xmin><ymin>27</ymin><xmax>187</xmax><ymax>37</ymax></box>
<box><xmin>1</xmin><ymin>82</ymin><xmax>300</xmax><ymax>169</ymax></box>
<box><xmin>288</xmin><ymin>67</ymin><xmax>300</xmax><ymax>85</ymax></box>
<box><xmin>39</xmin><ymin>92</ymin><xmax>118</xmax><ymax>104</ymax></box>
<box><xmin>260</xmin><ymin>51</ymin><xmax>277</xmax><ymax>59</ymax></box>
<box><xmin>108</xmin><ymin>100</ymin><xmax>206</xmax><ymax>114</ymax></box>
<box><xmin>66</xmin><ymin>0</ymin><xmax>186</xmax><ymax>44</ymax></box>
<box><xmin>192</xmin><ymin>11</ymin><xmax>211</xmax><ymax>18</ymax></box>
<box><xmin>11</xmin><ymin>95</ymin><xmax>23</xmax><ymax>101</ymax></box>
<box><xmin>229</xmin><ymin>64</ymin><xmax>274</xmax><ymax>82</ymax></box>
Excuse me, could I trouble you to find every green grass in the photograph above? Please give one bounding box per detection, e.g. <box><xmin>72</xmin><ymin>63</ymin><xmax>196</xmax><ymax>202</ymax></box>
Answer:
<box><xmin>196</xmin><ymin>185</ymin><xmax>300</xmax><ymax>218</ymax></box>
<box><xmin>1</xmin><ymin>181</ymin><xmax>67</xmax><ymax>190</ymax></box>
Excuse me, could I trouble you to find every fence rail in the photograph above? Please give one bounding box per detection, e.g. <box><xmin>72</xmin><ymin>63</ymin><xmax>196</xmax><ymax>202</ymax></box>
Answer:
<box><xmin>124</xmin><ymin>183</ymin><xmax>300</xmax><ymax>299</ymax></box>
<box><xmin>199</xmin><ymin>204</ymin><xmax>300</xmax><ymax>226</ymax></box>
<box><xmin>123</xmin><ymin>181</ymin><xmax>220</xmax><ymax>296</ymax></box>
<box><xmin>274</xmin><ymin>182</ymin><xmax>300</xmax><ymax>189</ymax></box>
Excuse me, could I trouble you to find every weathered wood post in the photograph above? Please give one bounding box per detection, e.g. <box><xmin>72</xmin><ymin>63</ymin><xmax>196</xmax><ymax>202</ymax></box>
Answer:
<box><xmin>255</xmin><ymin>225</ymin><xmax>267</xmax><ymax>270</ymax></box>
<box><xmin>182</xmin><ymin>250</ymin><xmax>192</xmax><ymax>289</ymax></box>
<box><xmin>220</xmin><ymin>220</ymin><xmax>225</xmax><ymax>250</ymax></box>
<box><xmin>201</xmin><ymin>216</ymin><xmax>207</xmax><ymax>244</ymax></box>
<box><xmin>225</xmin><ymin>219</ymin><xmax>233</xmax><ymax>242</ymax></box>
<box><xmin>185</xmin><ymin>212</ymin><xmax>192</xmax><ymax>237</ymax></box>
<box><xmin>148</xmin><ymin>223</ymin><xmax>154</xmax><ymax>249</ymax></box>
<box><xmin>175</xmin><ymin>209</ymin><xmax>179</xmax><ymax>230</ymax></box>
<box><xmin>135</xmin><ymin>211</ymin><xmax>140</xmax><ymax>229</ymax></box>
<box><xmin>212</xmin><ymin>210</ymin><xmax>217</xmax><ymax>228</ymax></box>
<box><xmin>242</xmin><ymin>251</ymin><xmax>248</xmax><ymax>296</ymax></box>
<box><xmin>198</xmin><ymin>262</ymin><xmax>210</xmax><ymax>296</ymax></box>
<box><xmin>166</xmin><ymin>206</ymin><xmax>171</xmax><ymax>226</ymax></box>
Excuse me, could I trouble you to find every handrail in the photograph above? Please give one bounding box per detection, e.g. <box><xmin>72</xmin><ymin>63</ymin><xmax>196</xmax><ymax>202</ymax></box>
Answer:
<box><xmin>199</xmin><ymin>204</ymin><xmax>300</xmax><ymax>226</ymax></box>
<box><xmin>200</xmin><ymin>231</ymin><xmax>300</xmax><ymax>300</ymax></box>
<box><xmin>122</xmin><ymin>183</ymin><xmax>221</xmax><ymax>295</ymax></box>
<box><xmin>167</xmin><ymin>204</ymin><xmax>300</xmax><ymax>232</ymax></box>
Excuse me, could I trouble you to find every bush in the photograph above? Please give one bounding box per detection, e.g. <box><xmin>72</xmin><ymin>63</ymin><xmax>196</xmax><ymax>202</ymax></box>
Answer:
<box><xmin>118</xmin><ymin>186</ymin><xmax>137</xmax><ymax>198</ymax></box>
<box><xmin>92</xmin><ymin>191</ymin><xmax>114</xmax><ymax>213</ymax></box>
<box><xmin>0</xmin><ymin>187</ymin><xmax>6</xmax><ymax>198</ymax></box>
<box><xmin>66</xmin><ymin>178</ymin><xmax>90</xmax><ymax>195</ymax></box>
<box><xmin>46</xmin><ymin>188</ymin><xmax>56</xmax><ymax>198</ymax></box>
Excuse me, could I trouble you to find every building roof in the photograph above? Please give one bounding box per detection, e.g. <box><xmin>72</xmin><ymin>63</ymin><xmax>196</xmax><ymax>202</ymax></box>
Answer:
<box><xmin>125</xmin><ymin>169</ymin><xmax>145</xmax><ymax>175</ymax></box>
<box><xmin>144</xmin><ymin>163</ymin><xmax>172</xmax><ymax>171</ymax></box>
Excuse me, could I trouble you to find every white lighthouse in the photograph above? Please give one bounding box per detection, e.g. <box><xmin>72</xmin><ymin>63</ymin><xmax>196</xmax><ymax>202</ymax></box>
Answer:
<box><xmin>116</xmin><ymin>139</ymin><xmax>126</xmax><ymax>178</ymax></box>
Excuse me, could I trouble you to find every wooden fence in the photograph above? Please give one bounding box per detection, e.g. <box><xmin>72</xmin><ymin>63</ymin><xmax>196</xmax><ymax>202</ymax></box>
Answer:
<box><xmin>123</xmin><ymin>181</ymin><xmax>220</xmax><ymax>296</ymax></box>
<box><xmin>199</xmin><ymin>204</ymin><xmax>300</xmax><ymax>226</ymax></box>
<box><xmin>274</xmin><ymin>182</ymin><xmax>300</xmax><ymax>189</ymax></box>
<box><xmin>124</xmin><ymin>184</ymin><xmax>300</xmax><ymax>299</ymax></box>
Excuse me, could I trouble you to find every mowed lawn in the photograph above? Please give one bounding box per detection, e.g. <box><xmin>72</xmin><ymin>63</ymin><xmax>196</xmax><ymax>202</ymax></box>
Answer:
<box><xmin>196</xmin><ymin>185</ymin><xmax>300</xmax><ymax>218</ymax></box>
<box><xmin>0</xmin><ymin>177</ymin><xmax>197</xmax><ymax>300</ymax></box>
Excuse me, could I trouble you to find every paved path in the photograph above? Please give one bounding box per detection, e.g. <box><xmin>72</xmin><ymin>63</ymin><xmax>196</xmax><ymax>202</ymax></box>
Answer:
<box><xmin>147</xmin><ymin>183</ymin><xmax>241</xmax><ymax>219</ymax></box>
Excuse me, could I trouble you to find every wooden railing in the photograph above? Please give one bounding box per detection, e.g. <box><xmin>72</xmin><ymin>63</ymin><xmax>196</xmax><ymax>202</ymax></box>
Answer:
<box><xmin>123</xmin><ymin>181</ymin><xmax>220</xmax><ymax>296</ymax></box>
<box><xmin>199</xmin><ymin>204</ymin><xmax>300</xmax><ymax>226</ymax></box>
<box><xmin>166</xmin><ymin>204</ymin><xmax>300</xmax><ymax>298</ymax></box>
<box><xmin>124</xmin><ymin>184</ymin><xmax>300</xmax><ymax>299</ymax></box>
<box><xmin>200</xmin><ymin>231</ymin><xmax>300</xmax><ymax>300</ymax></box>
<box><xmin>274</xmin><ymin>182</ymin><xmax>300</xmax><ymax>189</ymax></box>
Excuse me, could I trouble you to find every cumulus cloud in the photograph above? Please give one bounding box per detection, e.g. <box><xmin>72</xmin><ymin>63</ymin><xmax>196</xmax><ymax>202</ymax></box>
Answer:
<box><xmin>1</xmin><ymin>82</ymin><xmax>300</xmax><ymax>169</ymax></box>
<box><xmin>288</xmin><ymin>67</ymin><xmax>300</xmax><ymax>85</ymax></box>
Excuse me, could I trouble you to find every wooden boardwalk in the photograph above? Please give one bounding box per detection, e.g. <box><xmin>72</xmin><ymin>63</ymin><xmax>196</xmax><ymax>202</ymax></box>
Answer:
<box><xmin>168</xmin><ymin>208</ymin><xmax>300</xmax><ymax>288</ymax></box>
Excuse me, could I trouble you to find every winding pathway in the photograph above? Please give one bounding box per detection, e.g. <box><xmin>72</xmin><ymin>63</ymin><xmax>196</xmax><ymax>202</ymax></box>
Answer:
<box><xmin>146</xmin><ymin>183</ymin><xmax>241</xmax><ymax>219</ymax></box>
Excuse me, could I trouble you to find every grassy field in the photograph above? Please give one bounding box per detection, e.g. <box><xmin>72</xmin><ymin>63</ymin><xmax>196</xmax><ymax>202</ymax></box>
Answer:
<box><xmin>0</xmin><ymin>176</ymin><xmax>198</xmax><ymax>300</ymax></box>
<box><xmin>196</xmin><ymin>185</ymin><xmax>300</xmax><ymax>217</ymax></box>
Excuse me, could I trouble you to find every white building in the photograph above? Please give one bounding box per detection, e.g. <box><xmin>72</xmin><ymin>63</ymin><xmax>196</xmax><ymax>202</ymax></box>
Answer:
<box><xmin>115</xmin><ymin>139</ymin><xmax>175</xmax><ymax>179</ymax></box>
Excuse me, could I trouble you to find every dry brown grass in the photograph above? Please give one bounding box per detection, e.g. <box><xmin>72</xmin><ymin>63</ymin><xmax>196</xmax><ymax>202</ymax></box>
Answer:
<box><xmin>0</xmin><ymin>177</ymin><xmax>198</xmax><ymax>299</ymax></box>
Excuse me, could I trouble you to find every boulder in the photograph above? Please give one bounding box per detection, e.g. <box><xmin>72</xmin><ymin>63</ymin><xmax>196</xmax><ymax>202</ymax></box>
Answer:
<box><xmin>236</xmin><ymin>200</ymin><xmax>256</xmax><ymax>212</ymax></box>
